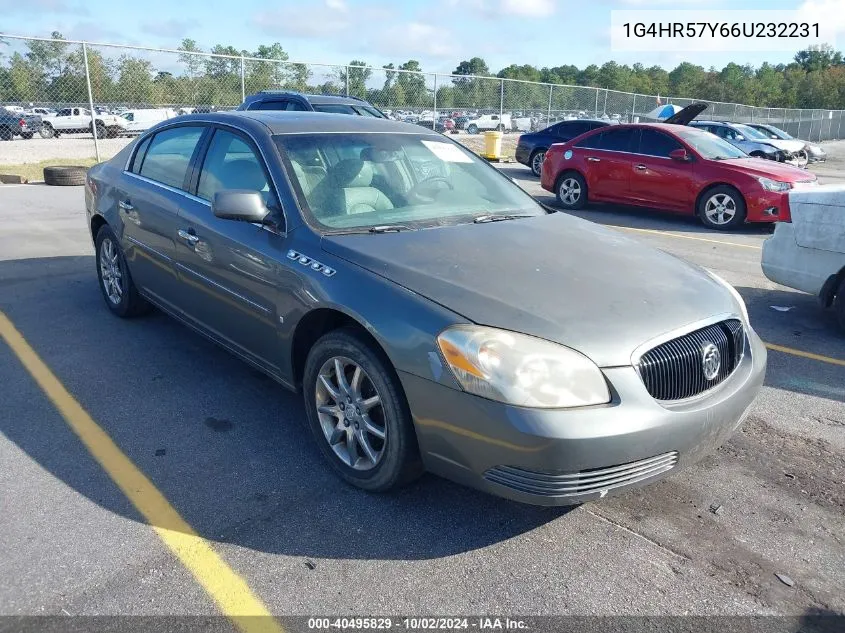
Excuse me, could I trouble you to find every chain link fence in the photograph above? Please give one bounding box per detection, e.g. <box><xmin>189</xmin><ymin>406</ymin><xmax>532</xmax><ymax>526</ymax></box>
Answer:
<box><xmin>2</xmin><ymin>34</ymin><xmax>845</xmax><ymax>167</ymax></box>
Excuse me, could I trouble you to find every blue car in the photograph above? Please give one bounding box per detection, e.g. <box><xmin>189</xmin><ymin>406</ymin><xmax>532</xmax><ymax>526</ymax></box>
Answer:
<box><xmin>689</xmin><ymin>121</ymin><xmax>785</xmax><ymax>162</ymax></box>
<box><xmin>516</xmin><ymin>119</ymin><xmax>616</xmax><ymax>176</ymax></box>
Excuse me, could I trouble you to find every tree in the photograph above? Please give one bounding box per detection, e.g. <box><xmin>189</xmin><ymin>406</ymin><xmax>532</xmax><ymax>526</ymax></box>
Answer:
<box><xmin>397</xmin><ymin>60</ymin><xmax>427</xmax><ymax>107</ymax></box>
<box><xmin>337</xmin><ymin>60</ymin><xmax>371</xmax><ymax>98</ymax></box>
<box><xmin>116</xmin><ymin>55</ymin><xmax>154</xmax><ymax>103</ymax></box>
<box><xmin>668</xmin><ymin>62</ymin><xmax>706</xmax><ymax>97</ymax></box>
<box><xmin>795</xmin><ymin>44</ymin><xmax>842</xmax><ymax>73</ymax></box>
<box><xmin>452</xmin><ymin>57</ymin><xmax>489</xmax><ymax>83</ymax></box>
<box><xmin>577</xmin><ymin>64</ymin><xmax>600</xmax><ymax>87</ymax></box>
<box><xmin>178</xmin><ymin>38</ymin><xmax>203</xmax><ymax>79</ymax></box>
<box><xmin>247</xmin><ymin>42</ymin><xmax>290</xmax><ymax>92</ymax></box>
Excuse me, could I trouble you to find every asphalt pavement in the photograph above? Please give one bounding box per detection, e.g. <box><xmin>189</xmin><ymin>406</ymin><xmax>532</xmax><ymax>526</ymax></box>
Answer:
<box><xmin>0</xmin><ymin>171</ymin><xmax>843</xmax><ymax>625</ymax></box>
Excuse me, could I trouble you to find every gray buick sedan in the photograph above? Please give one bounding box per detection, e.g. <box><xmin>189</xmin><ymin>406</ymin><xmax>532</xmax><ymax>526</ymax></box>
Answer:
<box><xmin>85</xmin><ymin>111</ymin><xmax>766</xmax><ymax>505</ymax></box>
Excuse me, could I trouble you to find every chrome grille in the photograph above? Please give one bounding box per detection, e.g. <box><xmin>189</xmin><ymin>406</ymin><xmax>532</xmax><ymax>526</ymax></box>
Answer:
<box><xmin>636</xmin><ymin>319</ymin><xmax>745</xmax><ymax>401</ymax></box>
<box><xmin>484</xmin><ymin>452</ymin><xmax>679</xmax><ymax>497</ymax></box>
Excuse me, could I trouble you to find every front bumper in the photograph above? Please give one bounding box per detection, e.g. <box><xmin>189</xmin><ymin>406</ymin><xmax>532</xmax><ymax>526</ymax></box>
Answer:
<box><xmin>402</xmin><ymin>327</ymin><xmax>766</xmax><ymax>506</ymax></box>
<box><xmin>514</xmin><ymin>144</ymin><xmax>531</xmax><ymax>166</ymax></box>
<box><xmin>745</xmin><ymin>188</ymin><xmax>791</xmax><ymax>222</ymax></box>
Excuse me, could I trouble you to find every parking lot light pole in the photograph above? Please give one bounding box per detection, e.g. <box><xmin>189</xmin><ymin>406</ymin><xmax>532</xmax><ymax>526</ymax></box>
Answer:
<box><xmin>82</xmin><ymin>42</ymin><xmax>100</xmax><ymax>163</ymax></box>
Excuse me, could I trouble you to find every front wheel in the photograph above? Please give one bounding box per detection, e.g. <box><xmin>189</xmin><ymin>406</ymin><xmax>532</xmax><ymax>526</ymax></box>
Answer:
<box><xmin>530</xmin><ymin>149</ymin><xmax>546</xmax><ymax>177</ymax></box>
<box><xmin>92</xmin><ymin>121</ymin><xmax>107</xmax><ymax>139</ymax></box>
<box><xmin>556</xmin><ymin>172</ymin><xmax>587</xmax><ymax>210</ymax></box>
<box><xmin>467</xmin><ymin>124</ymin><xmax>478</xmax><ymax>135</ymax></box>
<box><xmin>698</xmin><ymin>186</ymin><xmax>747</xmax><ymax>231</ymax></box>
<box><xmin>0</xmin><ymin>127</ymin><xmax>12</xmax><ymax>141</ymax></box>
<box><xmin>40</xmin><ymin>125</ymin><xmax>55</xmax><ymax>138</ymax></box>
<box><xmin>833</xmin><ymin>277</ymin><xmax>845</xmax><ymax>334</ymax></box>
<box><xmin>303</xmin><ymin>329</ymin><xmax>423</xmax><ymax>492</ymax></box>
<box><xmin>95</xmin><ymin>225</ymin><xmax>152</xmax><ymax>317</ymax></box>
<box><xmin>20</xmin><ymin>132</ymin><xmax>34</xmax><ymax>140</ymax></box>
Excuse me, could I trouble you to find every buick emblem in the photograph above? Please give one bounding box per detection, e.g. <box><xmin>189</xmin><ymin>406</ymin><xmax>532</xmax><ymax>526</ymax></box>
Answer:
<box><xmin>701</xmin><ymin>343</ymin><xmax>721</xmax><ymax>381</ymax></box>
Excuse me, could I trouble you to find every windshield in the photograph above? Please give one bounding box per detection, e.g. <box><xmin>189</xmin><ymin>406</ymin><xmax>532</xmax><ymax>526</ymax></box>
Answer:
<box><xmin>275</xmin><ymin>132</ymin><xmax>544</xmax><ymax>232</ymax></box>
<box><xmin>761</xmin><ymin>125</ymin><xmax>792</xmax><ymax>140</ymax></box>
<box><xmin>674</xmin><ymin>128</ymin><xmax>747</xmax><ymax>160</ymax></box>
<box><xmin>734</xmin><ymin>124</ymin><xmax>769</xmax><ymax>140</ymax></box>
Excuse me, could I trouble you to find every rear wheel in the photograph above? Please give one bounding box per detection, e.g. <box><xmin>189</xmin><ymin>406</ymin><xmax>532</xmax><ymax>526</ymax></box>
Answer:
<box><xmin>0</xmin><ymin>127</ymin><xmax>12</xmax><ymax>141</ymax></box>
<box><xmin>94</xmin><ymin>225</ymin><xmax>151</xmax><ymax>318</ymax></box>
<box><xmin>530</xmin><ymin>149</ymin><xmax>546</xmax><ymax>177</ymax></box>
<box><xmin>303</xmin><ymin>329</ymin><xmax>423</xmax><ymax>492</ymax></box>
<box><xmin>20</xmin><ymin>132</ymin><xmax>34</xmax><ymax>140</ymax></box>
<box><xmin>556</xmin><ymin>171</ymin><xmax>587</xmax><ymax>210</ymax></box>
<box><xmin>834</xmin><ymin>277</ymin><xmax>845</xmax><ymax>334</ymax></box>
<box><xmin>40</xmin><ymin>124</ymin><xmax>55</xmax><ymax>138</ymax></box>
<box><xmin>467</xmin><ymin>124</ymin><xmax>478</xmax><ymax>135</ymax></box>
<box><xmin>92</xmin><ymin>121</ymin><xmax>107</xmax><ymax>138</ymax></box>
<box><xmin>698</xmin><ymin>185</ymin><xmax>747</xmax><ymax>231</ymax></box>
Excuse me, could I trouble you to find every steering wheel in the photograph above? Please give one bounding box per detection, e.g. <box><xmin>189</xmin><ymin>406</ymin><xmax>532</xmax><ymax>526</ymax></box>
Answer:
<box><xmin>406</xmin><ymin>176</ymin><xmax>454</xmax><ymax>203</ymax></box>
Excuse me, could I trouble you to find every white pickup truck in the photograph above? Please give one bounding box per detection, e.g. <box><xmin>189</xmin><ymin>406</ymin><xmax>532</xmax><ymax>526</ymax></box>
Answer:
<box><xmin>464</xmin><ymin>113</ymin><xmax>512</xmax><ymax>134</ymax></box>
<box><xmin>762</xmin><ymin>185</ymin><xmax>845</xmax><ymax>331</ymax></box>
<box><xmin>41</xmin><ymin>107</ymin><xmax>127</xmax><ymax>138</ymax></box>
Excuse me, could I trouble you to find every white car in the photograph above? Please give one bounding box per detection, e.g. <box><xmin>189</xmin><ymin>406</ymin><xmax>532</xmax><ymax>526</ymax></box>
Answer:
<box><xmin>762</xmin><ymin>185</ymin><xmax>845</xmax><ymax>331</ymax></box>
<box><xmin>464</xmin><ymin>113</ymin><xmax>512</xmax><ymax>134</ymax></box>
<box><xmin>41</xmin><ymin>107</ymin><xmax>127</xmax><ymax>138</ymax></box>
<box><xmin>119</xmin><ymin>108</ymin><xmax>178</xmax><ymax>135</ymax></box>
<box><xmin>27</xmin><ymin>107</ymin><xmax>56</xmax><ymax>117</ymax></box>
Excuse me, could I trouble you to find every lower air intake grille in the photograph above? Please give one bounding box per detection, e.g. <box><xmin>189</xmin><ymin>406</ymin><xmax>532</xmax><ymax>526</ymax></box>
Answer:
<box><xmin>484</xmin><ymin>452</ymin><xmax>679</xmax><ymax>497</ymax></box>
<box><xmin>636</xmin><ymin>319</ymin><xmax>745</xmax><ymax>401</ymax></box>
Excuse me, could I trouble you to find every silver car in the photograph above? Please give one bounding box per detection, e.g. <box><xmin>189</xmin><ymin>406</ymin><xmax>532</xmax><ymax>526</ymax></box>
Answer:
<box><xmin>85</xmin><ymin>111</ymin><xmax>766</xmax><ymax>505</ymax></box>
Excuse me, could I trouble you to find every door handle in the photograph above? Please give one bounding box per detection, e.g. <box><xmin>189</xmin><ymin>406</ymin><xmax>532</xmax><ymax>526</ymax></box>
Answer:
<box><xmin>635</xmin><ymin>164</ymin><xmax>647</xmax><ymax>171</ymax></box>
<box><xmin>178</xmin><ymin>229</ymin><xmax>200</xmax><ymax>244</ymax></box>
<box><xmin>118</xmin><ymin>200</ymin><xmax>134</xmax><ymax>211</ymax></box>
<box><xmin>586</xmin><ymin>157</ymin><xmax>601</xmax><ymax>163</ymax></box>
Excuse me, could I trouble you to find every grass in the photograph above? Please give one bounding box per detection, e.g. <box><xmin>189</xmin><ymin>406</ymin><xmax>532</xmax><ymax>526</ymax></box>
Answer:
<box><xmin>0</xmin><ymin>158</ymin><xmax>99</xmax><ymax>183</ymax></box>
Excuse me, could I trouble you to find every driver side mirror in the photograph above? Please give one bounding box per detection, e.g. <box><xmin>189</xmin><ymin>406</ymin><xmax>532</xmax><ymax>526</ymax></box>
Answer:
<box><xmin>212</xmin><ymin>190</ymin><xmax>271</xmax><ymax>224</ymax></box>
<box><xmin>669</xmin><ymin>148</ymin><xmax>691</xmax><ymax>162</ymax></box>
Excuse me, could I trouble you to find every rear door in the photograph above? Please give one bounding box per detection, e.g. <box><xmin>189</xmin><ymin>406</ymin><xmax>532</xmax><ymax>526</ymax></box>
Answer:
<box><xmin>173</xmin><ymin>126</ymin><xmax>289</xmax><ymax>374</ymax></box>
<box><xmin>573</xmin><ymin>127</ymin><xmax>636</xmax><ymax>202</ymax></box>
<box><xmin>119</xmin><ymin>124</ymin><xmax>206</xmax><ymax>311</ymax></box>
<box><xmin>629</xmin><ymin>128</ymin><xmax>695</xmax><ymax>212</ymax></box>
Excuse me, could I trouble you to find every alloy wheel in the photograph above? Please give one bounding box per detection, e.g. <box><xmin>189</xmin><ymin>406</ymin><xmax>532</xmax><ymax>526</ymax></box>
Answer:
<box><xmin>532</xmin><ymin>151</ymin><xmax>545</xmax><ymax>176</ymax></box>
<box><xmin>315</xmin><ymin>356</ymin><xmax>387</xmax><ymax>471</ymax></box>
<box><xmin>704</xmin><ymin>193</ymin><xmax>737</xmax><ymax>225</ymax></box>
<box><xmin>559</xmin><ymin>177</ymin><xmax>581</xmax><ymax>205</ymax></box>
<box><xmin>99</xmin><ymin>237</ymin><xmax>124</xmax><ymax>305</ymax></box>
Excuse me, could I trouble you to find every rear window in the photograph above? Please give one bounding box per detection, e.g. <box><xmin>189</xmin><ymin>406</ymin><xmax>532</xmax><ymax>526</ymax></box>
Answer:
<box><xmin>312</xmin><ymin>103</ymin><xmax>357</xmax><ymax>115</ymax></box>
<box><xmin>138</xmin><ymin>126</ymin><xmax>203</xmax><ymax>190</ymax></box>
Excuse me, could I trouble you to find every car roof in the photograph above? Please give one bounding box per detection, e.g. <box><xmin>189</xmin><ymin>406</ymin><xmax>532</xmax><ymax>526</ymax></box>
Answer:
<box><xmin>248</xmin><ymin>91</ymin><xmax>370</xmax><ymax>105</ymax></box>
<box><xmin>174</xmin><ymin>110</ymin><xmax>442</xmax><ymax>135</ymax></box>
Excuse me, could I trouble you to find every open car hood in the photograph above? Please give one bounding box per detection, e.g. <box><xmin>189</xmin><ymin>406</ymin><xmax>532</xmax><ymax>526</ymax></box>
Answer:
<box><xmin>663</xmin><ymin>102</ymin><xmax>708</xmax><ymax>126</ymax></box>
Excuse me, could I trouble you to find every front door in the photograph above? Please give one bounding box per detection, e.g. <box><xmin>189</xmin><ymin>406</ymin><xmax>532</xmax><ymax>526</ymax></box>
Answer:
<box><xmin>173</xmin><ymin>127</ymin><xmax>288</xmax><ymax>375</ymax></box>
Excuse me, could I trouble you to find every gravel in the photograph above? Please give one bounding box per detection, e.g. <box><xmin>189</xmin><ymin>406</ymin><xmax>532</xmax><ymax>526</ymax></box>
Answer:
<box><xmin>0</xmin><ymin>134</ymin><xmax>132</xmax><ymax>166</ymax></box>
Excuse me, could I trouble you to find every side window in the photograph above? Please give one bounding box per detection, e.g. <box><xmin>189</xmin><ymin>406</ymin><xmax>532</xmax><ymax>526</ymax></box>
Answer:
<box><xmin>558</xmin><ymin>122</ymin><xmax>587</xmax><ymax>139</ymax></box>
<box><xmin>637</xmin><ymin>129</ymin><xmax>684</xmax><ymax>157</ymax></box>
<box><xmin>600</xmin><ymin>128</ymin><xmax>636</xmax><ymax>152</ymax></box>
<box><xmin>574</xmin><ymin>130</ymin><xmax>604</xmax><ymax>149</ymax></box>
<box><xmin>252</xmin><ymin>100</ymin><xmax>287</xmax><ymax>111</ymax></box>
<box><xmin>491</xmin><ymin>115</ymin><xmax>499</xmax><ymax>121</ymax></box>
<box><xmin>57</xmin><ymin>108</ymin><xmax>71</xmax><ymax>117</ymax></box>
<box><xmin>197</xmin><ymin>129</ymin><xmax>276</xmax><ymax>208</ymax></box>
<box><xmin>285</xmin><ymin>101</ymin><xmax>308</xmax><ymax>111</ymax></box>
<box><xmin>130</xmin><ymin>135</ymin><xmax>153</xmax><ymax>173</ymax></box>
<box><xmin>139</xmin><ymin>126</ymin><xmax>203</xmax><ymax>190</ymax></box>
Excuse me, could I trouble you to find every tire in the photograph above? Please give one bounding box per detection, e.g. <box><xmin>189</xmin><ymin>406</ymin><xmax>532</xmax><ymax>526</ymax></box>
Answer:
<box><xmin>94</xmin><ymin>225</ymin><xmax>151</xmax><ymax>318</ymax></box>
<box><xmin>0</xmin><ymin>126</ymin><xmax>12</xmax><ymax>141</ymax></box>
<box><xmin>698</xmin><ymin>185</ymin><xmax>747</xmax><ymax>231</ymax></box>
<box><xmin>467</xmin><ymin>124</ymin><xmax>478</xmax><ymax>135</ymax></box>
<box><xmin>556</xmin><ymin>171</ymin><xmax>587</xmax><ymax>210</ymax></box>
<box><xmin>106</xmin><ymin>126</ymin><xmax>120</xmax><ymax>139</ymax></box>
<box><xmin>497</xmin><ymin>123</ymin><xmax>506</xmax><ymax>132</ymax></box>
<box><xmin>834</xmin><ymin>277</ymin><xmax>845</xmax><ymax>334</ymax></box>
<box><xmin>43</xmin><ymin>165</ymin><xmax>88</xmax><ymax>186</ymax></box>
<box><xmin>529</xmin><ymin>149</ymin><xmax>546</xmax><ymax>177</ymax></box>
<box><xmin>92</xmin><ymin>121</ymin><xmax>107</xmax><ymax>139</ymax></box>
<box><xmin>795</xmin><ymin>149</ymin><xmax>809</xmax><ymax>169</ymax></box>
<box><xmin>40</xmin><ymin>124</ymin><xmax>55</xmax><ymax>139</ymax></box>
<box><xmin>20</xmin><ymin>132</ymin><xmax>34</xmax><ymax>140</ymax></box>
<box><xmin>302</xmin><ymin>328</ymin><xmax>423</xmax><ymax>492</ymax></box>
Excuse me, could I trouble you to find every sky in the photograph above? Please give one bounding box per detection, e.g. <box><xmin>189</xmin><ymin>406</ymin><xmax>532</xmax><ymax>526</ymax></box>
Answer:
<box><xmin>3</xmin><ymin>0</ymin><xmax>845</xmax><ymax>73</ymax></box>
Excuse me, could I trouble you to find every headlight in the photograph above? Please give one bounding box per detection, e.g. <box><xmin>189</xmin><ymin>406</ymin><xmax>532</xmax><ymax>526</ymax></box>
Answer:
<box><xmin>705</xmin><ymin>270</ymin><xmax>750</xmax><ymax>325</ymax></box>
<box><xmin>436</xmin><ymin>326</ymin><xmax>610</xmax><ymax>408</ymax></box>
<box><xmin>758</xmin><ymin>176</ymin><xmax>791</xmax><ymax>192</ymax></box>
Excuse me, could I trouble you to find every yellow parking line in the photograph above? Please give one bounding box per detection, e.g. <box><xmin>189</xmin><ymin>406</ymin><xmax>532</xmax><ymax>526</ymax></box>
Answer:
<box><xmin>0</xmin><ymin>311</ymin><xmax>283</xmax><ymax>633</ymax></box>
<box><xmin>616</xmin><ymin>225</ymin><xmax>763</xmax><ymax>250</ymax></box>
<box><xmin>765</xmin><ymin>342</ymin><xmax>845</xmax><ymax>367</ymax></box>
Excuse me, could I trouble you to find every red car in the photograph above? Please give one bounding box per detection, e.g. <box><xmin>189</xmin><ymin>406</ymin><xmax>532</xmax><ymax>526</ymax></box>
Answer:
<box><xmin>541</xmin><ymin>112</ymin><xmax>817</xmax><ymax>230</ymax></box>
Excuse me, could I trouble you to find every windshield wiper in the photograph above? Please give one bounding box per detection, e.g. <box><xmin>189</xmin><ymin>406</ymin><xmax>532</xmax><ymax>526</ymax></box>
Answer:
<box><xmin>472</xmin><ymin>214</ymin><xmax>534</xmax><ymax>224</ymax></box>
<box><xmin>368</xmin><ymin>225</ymin><xmax>412</xmax><ymax>233</ymax></box>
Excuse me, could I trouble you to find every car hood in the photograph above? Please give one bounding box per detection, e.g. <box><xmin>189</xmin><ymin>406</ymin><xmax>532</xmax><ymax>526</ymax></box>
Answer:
<box><xmin>759</xmin><ymin>138</ymin><xmax>806</xmax><ymax>153</ymax></box>
<box><xmin>321</xmin><ymin>214</ymin><xmax>738</xmax><ymax>367</ymax></box>
<box><xmin>716</xmin><ymin>157</ymin><xmax>816</xmax><ymax>182</ymax></box>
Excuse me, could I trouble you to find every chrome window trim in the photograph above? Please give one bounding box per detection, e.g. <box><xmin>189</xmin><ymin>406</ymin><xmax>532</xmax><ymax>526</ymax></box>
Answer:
<box><xmin>629</xmin><ymin>312</ymin><xmax>740</xmax><ymax>367</ymax></box>
<box><xmin>125</xmin><ymin>171</ymin><xmax>211</xmax><ymax>206</ymax></box>
<box><xmin>122</xmin><ymin>118</ymin><xmax>288</xmax><ymax>232</ymax></box>
<box><xmin>174</xmin><ymin>262</ymin><xmax>272</xmax><ymax>315</ymax></box>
